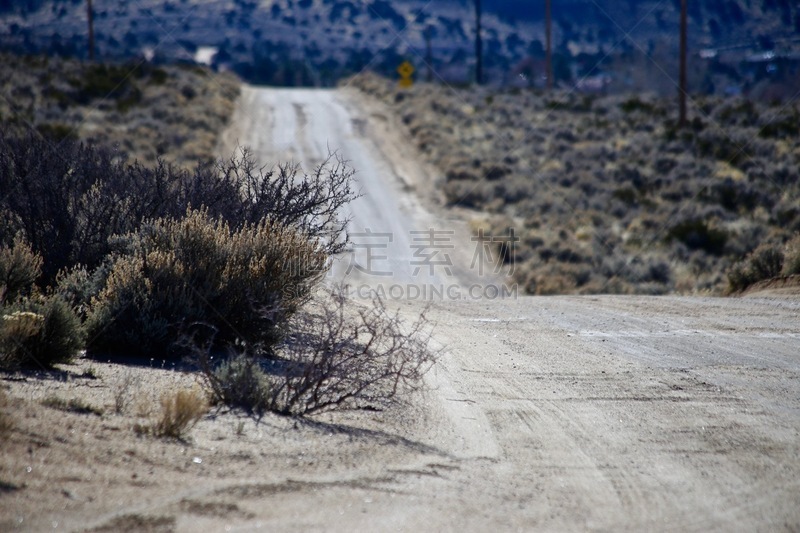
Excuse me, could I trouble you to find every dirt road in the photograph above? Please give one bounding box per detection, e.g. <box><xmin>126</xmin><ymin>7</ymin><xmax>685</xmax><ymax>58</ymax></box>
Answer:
<box><xmin>217</xmin><ymin>87</ymin><xmax>800</xmax><ymax>531</ymax></box>
<box><xmin>2</xmin><ymin>87</ymin><xmax>798</xmax><ymax>532</ymax></box>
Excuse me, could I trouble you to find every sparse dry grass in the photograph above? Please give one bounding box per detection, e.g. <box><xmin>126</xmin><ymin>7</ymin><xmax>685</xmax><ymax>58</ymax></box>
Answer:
<box><xmin>41</xmin><ymin>395</ymin><xmax>104</xmax><ymax>416</ymax></box>
<box><xmin>148</xmin><ymin>387</ymin><xmax>208</xmax><ymax>440</ymax></box>
<box><xmin>112</xmin><ymin>371</ymin><xmax>140</xmax><ymax>415</ymax></box>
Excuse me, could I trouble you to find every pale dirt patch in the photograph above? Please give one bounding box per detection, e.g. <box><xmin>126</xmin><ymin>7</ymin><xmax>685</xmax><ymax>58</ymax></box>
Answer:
<box><xmin>0</xmin><ymin>354</ymin><xmax>455</xmax><ymax>532</ymax></box>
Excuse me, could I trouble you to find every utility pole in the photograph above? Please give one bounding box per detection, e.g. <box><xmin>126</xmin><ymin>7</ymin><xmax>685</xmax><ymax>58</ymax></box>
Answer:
<box><xmin>87</xmin><ymin>0</ymin><xmax>95</xmax><ymax>62</ymax></box>
<box><xmin>545</xmin><ymin>0</ymin><xmax>552</xmax><ymax>90</ymax></box>
<box><xmin>679</xmin><ymin>0</ymin><xmax>688</xmax><ymax>127</ymax></box>
<box><xmin>475</xmin><ymin>0</ymin><xmax>483</xmax><ymax>84</ymax></box>
<box><xmin>425</xmin><ymin>26</ymin><xmax>433</xmax><ymax>82</ymax></box>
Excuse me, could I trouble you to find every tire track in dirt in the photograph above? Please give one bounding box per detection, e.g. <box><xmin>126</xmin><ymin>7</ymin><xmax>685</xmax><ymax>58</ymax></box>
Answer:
<box><xmin>423</xmin><ymin>294</ymin><xmax>800</xmax><ymax>530</ymax></box>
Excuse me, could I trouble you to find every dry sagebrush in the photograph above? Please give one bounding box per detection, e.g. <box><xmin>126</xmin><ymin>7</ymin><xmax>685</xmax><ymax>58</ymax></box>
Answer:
<box><xmin>0</xmin><ymin>135</ymin><xmax>356</xmax><ymax>285</ymax></box>
<box><xmin>197</xmin><ymin>291</ymin><xmax>438</xmax><ymax>416</ymax></box>
<box><xmin>726</xmin><ymin>232</ymin><xmax>800</xmax><ymax>293</ymax></box>
<box><xmin>0</xmin><ymin>239</ymin><xmax>83</xmax><ymax>370</ymax></box>
<box><xmin>1</xmin><ymin>296</ymin><xmax>83</xmax><ymax>370</ymax></box>
<box><xmin>87</xmin><ymin>208</ymin><xmax>327</xmax><ymax>358</ymax></box>
<box><xmin>0</xmin><ymin>237</ymin><xmax>42</xmax><ymax>305</ymax></box>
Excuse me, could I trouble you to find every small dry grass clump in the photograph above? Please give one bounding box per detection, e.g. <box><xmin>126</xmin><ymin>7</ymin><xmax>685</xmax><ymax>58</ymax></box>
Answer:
<box><xmin>112</xmin><ymin>371</ymin><xmax>140</xmax><ymax>415</ymax></box>
<box><xmin>149</xmin><ymin>388</ymin><xmax>208</xmax><ymax>439</ymax></box>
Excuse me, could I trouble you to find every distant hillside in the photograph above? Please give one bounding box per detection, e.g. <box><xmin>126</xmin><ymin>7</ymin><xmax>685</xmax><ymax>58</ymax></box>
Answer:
<box><xmin>0</xmin><ymin>0</ymin><xmax>797</xmax><ymax>94</ymax></box>
<box><xmin>0</xmin><ymin>52</ymin><xmax>240</xmax><ymax>167</ymax></box>
<box><xmin>349</xmin><ymin>72</ymin><xmax>800</xmax><ymax>295</ymax></box>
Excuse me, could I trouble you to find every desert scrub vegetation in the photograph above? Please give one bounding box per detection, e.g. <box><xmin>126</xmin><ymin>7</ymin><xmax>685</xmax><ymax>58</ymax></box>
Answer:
<box><xmin>726</xmin><ymin>232</ymin><xmax>800</xmax><ymax>293</ymax></box>
<box><xmin>0</xmin><ymin>52</ymin><xmax>240</xmax><ymax>167</ymax></box>
<box><xmin>86</xmin><ymin>207</ymin><xmax>327</xmax><ymax>357</ymax></box>
<box><xmin>0</xmin><ymin>130</ymin><xmax>357</xmax><ymax>362</ymax></box>
<box><xmin>348</xmin><ymin>73</ymin><xmax>800</xmax><ymax>295</ymax></box>
<box><xmin>196</xmin><ymin>291</ymin><xmax>438</xmax><ymax>416</ymax></box>
<box><xmin>0</xmin><ymin>59</ymin><xmax>439</xmax><ymax>418</ymax></box>
<box><xmin>0</xmin><ymin>133</ymin><xmax>354</xmax><ymax>285</ymax></box>
<box><xmin>0</xmin><ymin>113</ymin><xmax>436</xmax><ymax>417</ymax></box>
<box><xmin>0</xmin><ymin>239</ymin><xmax>83</xmax><ymax>370</ymax></box>
<box><xmin>1</xmin><ymin>295</ymin><xmax>84</xmax><ymax>370</ymax></box>
<box><xmin>0</xmin><ymin>138</ymin><xmax>357</xmax><ymax>359</ymax></box>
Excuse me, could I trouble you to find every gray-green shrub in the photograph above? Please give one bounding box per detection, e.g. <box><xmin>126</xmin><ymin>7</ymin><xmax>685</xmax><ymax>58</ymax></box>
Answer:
<box><xmin>748</xmin><ymin>244</ymin><xmax>784</xmax><ymax>280</ymax></box>
<box><xmin>1</xmin><ymin>294</ymin><xmax>83</xmax><ymax>370</ymax></box>
<box><xmin>208</xmin><ymin>354</ymin><xmax>272</xmax><ymax>415</ymax></box>
<box><xmin>0</xmin><ymin>132</ymin><xmax>355</xmax><ymax>285</ymax></box>
<box><xmin>86</xmin><ymin>208</ymin><xmax>327</xmax><ymax>358</ymax></box>
<box><xmin>0</xmin><ymin>237</ymin><xmax>42</xmax><ymax>304</ymax></box>
<box><xmin>727</xmin><ymin>242</ymin><xmax>786</xmax><ymax>293</ymax></box>
<box><xmin>0</xmin><ymin>239</ymin><xmax>83</xmax><ymax>369</ymax></box>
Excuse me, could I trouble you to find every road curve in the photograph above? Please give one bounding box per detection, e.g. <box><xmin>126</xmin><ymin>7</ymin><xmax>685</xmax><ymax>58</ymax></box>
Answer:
<box><xmin>218</xmin><ymin>86</ymin><xmax>800</xmax><ymax>531</ymax></box>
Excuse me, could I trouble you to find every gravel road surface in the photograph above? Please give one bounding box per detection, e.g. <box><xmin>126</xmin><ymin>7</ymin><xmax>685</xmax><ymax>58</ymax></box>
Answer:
<box><xmin>215</xmin><ymin>86</ymin><xmax>800</xmax><ymax>531</ymax></box>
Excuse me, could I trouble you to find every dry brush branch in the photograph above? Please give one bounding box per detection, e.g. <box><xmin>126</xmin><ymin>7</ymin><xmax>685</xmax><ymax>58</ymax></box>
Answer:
<box><xmin>192</xmin><ymin>290</ymin><xmax>439</xmax><ymax>417</ymax></box>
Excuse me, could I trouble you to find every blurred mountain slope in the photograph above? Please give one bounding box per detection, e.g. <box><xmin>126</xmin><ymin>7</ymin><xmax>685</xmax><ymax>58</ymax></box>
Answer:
<box><xmin>0</xmin><ymin>1</ymin><xmax>797</xmax><ymax>90</ymax></box>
